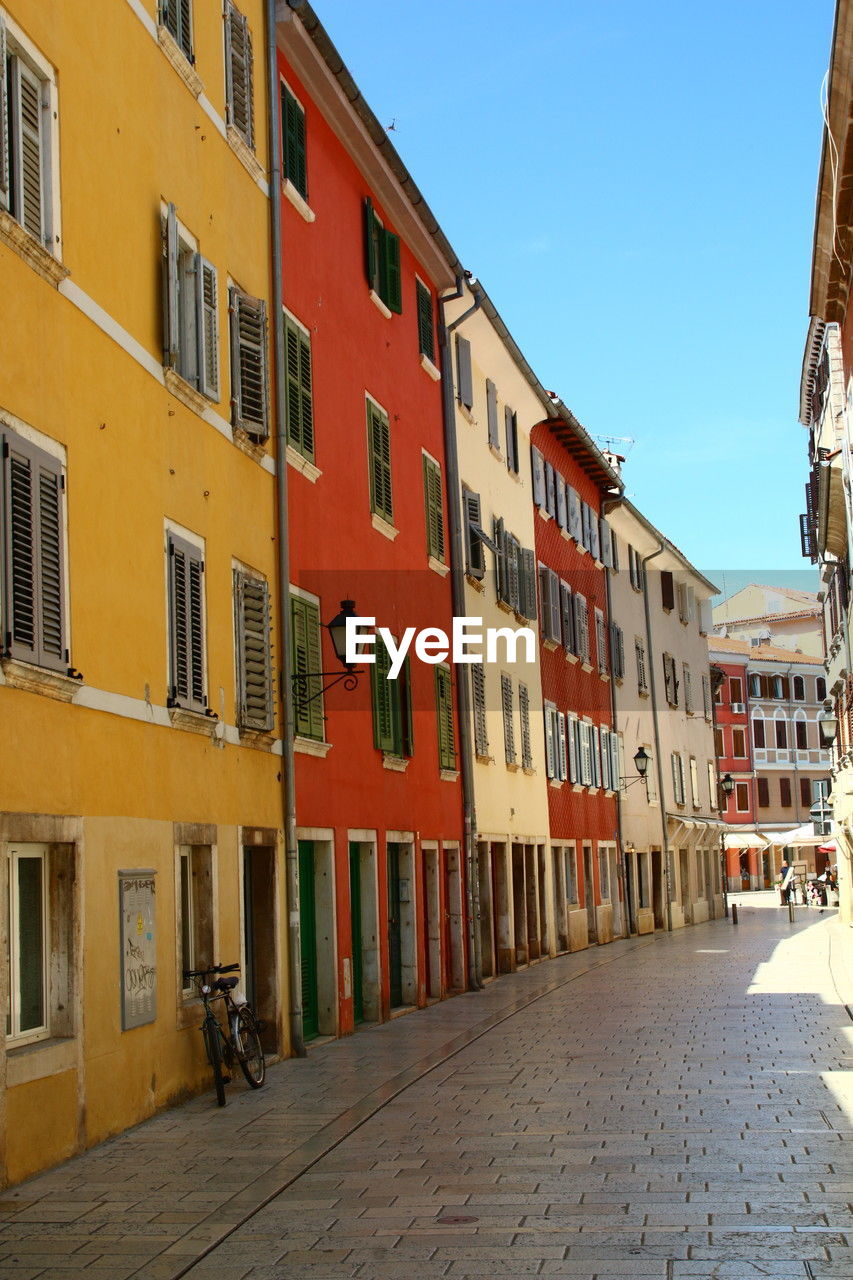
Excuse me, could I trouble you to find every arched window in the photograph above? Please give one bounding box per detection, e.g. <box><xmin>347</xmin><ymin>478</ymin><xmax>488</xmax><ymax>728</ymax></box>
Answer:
<box><xmin>793</xmin><ymin>675</ymin><xmax>805</xmax><ymax>701</ymax></box>
<box><xmin>816</xmin><ymin>676</ymin><xmax>827</xmax><ymax>702</ymax></box>
<box><xmin>749</xmin><ymin>672</ymin><xmax>761</xmax><ymax>698</ymax></box>
<box><xmin>772</xmin><ymin>674</ymin><xmax>784</xmax><ymax>700</ymax></box>
<box><xmin>774</xmin><ymin>709</ymin><xmax>787</xmax><ymax>749</ymax></box>
<box><xmin>794</xmin><ymin>709</ymin><xmax>808</xmax><ymax>751</ymax></box>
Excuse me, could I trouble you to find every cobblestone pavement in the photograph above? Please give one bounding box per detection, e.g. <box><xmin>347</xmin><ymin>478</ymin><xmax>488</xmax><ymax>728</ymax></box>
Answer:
<box><xmin>1</xmin><ymin>901</ymin><xmax>851</xmax><ymax>1280</ymax></box>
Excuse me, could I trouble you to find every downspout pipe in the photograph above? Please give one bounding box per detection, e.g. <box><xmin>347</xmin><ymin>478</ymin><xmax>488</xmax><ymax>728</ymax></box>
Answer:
<box><xmin>640</xmin><ymin>543</ymin><xmax>673</xmax><ymax>932</ymax></box>
<box><xmin>267</xmin><ymin>0</ymin><xmax>305</xmax><ymax>1057</ymax></box>
<box><xmin>601</xmin><ymin>496</ymin><xmax>627</xmax><ymax>934</ymax></box>
<box><xmin>438</xmin><ymin>277</ymin><xmax>484</xmax><ymax>991</ymax></box>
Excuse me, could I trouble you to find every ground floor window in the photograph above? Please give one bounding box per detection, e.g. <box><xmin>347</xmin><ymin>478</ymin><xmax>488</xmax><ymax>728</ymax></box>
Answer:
<box><xmin>598</xmin><ymin>846</ymin><xmax>610</xmax><ymax>901</ymax></box>
<box><xmin>178</xmin><ymin>845</ymin><xmax>214</xmax><ymax>995</ymax></box>
<box><xmin>6</xmin><ymin>845</ymin><xmax>48</xmax><ymax>1044</ymax></box>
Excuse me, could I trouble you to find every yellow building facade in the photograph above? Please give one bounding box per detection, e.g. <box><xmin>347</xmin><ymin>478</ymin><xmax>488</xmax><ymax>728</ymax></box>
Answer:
<box><xmin>0</xmin><ymin>0</ymin><xmax>287</xmax><ymax>1185</ymax></box>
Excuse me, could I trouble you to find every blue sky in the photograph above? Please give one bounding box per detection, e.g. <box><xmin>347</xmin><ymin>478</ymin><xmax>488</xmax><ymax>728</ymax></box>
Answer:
<box><xmin>313</xmin><ymin>0</ymin><xmax>835</xmax><ymax>595</ymax></box>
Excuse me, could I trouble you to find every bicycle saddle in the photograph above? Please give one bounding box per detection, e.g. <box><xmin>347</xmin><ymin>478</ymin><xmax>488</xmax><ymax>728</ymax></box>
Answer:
<box><xmin>214</xmin><ymin>976</ymin><xmax>240</xmax><ymax>991</ymax></box>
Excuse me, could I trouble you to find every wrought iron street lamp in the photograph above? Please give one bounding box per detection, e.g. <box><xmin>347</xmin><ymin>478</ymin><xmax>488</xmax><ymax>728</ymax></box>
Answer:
<box><xmin>720</xmin><ymin>773</ymin><xmax>735</xmax><ymax>798</ymax></box>
<box><xmin>623</xmin><ymin>746</ymin><xmax>651</xmax><ymax>789</ymax></box>
<box><xmin>818</xmin><ymin>700</ymin><xmax>839</xmax><ymax>747</ymax></box>
<box><xmin>292</xmin><ymin>599</ymin><xmax>363</xmax><ymax>711</ymax></box>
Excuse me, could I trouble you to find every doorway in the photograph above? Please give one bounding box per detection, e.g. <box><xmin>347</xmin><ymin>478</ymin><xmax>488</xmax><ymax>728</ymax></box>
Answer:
<box><xmin>421</xmin><ymin>844</ymin><xmax>440</xmax><ymax>999</ymax></box>
<box><xmin>608</xmin><ymin>847</ymin><xmax>623</xmax><ymax>938</ymax></box>
<box><xmin>298</xmin><ymin>838</ymin><xmax>336</xmax><ymax>1040</ymax></box>
<box><xmin>478</xmin><ymin>842</ymin><xmax>495</xmax><ymax>979</ymax></box>
<box><xmin>583</xmin><ymin>844</ymin><xmax>597</xmax><ymax>944</ymax></box>
<box><xmin>444</xmin><ymin>845</ymin><xmax>465</xmax><ymax>991</ymax></box>
<box><xmin>242</xmin><ymin>843</ymin><xmax>277</xmax><ymax>1053</ymax></box>
<box><xmin>651</xmin><ymin>849</ymin><xmax>665</xmax><ymax>930</ymax></box>
<box><xmin>387</xmin><ymin>841</ymin><xmax>416</xmax><ymax>1008</ymax></box>
<box><xmin>679</xmin><ymin>848</ymin><xmax>691</xmax><ymax>924</ymax></box>
<box><xmin>494</xmin><ymin>843</ymin><xmax>513</xmax><ymax>973</ymax></box>
<box><xmin>624</xmin><ymin>852</ymin><xmax>637</xmax><ymax>935</ymax></box>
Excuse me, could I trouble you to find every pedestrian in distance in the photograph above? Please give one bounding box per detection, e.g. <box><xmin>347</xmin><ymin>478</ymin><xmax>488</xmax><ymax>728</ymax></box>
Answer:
<box><xmin>779</xmin><ymin>860</ymin><xmax>795</xmax><ymax>906</ymax></box>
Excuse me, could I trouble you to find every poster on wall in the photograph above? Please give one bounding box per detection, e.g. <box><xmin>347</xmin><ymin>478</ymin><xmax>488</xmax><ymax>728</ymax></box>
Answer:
<box><xmin>119</xmin><ymin>870</ymin><xmax>157</xmax><ymax>1030</ymax></box>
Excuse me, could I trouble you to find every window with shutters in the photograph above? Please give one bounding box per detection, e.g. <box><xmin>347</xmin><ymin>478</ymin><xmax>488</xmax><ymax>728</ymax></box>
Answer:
<box><xmin>531</xmin><ymin>446</ymin><xmax>545</xmax><ymax>506</ymax></box>
<box><xmin>364</xmin><ymin>197</ymin><xmax>401</xmax><ymax>313</ymax></box>
<box><xmin>732</xmin><ymin>727</ymin><xmax>746</xmax><ymax>758</ymax></box>
<box><xmin>714</xmin><ymin>726</ymin><xmax>724</xmax><ymax>758</ymax></box>
<box><xmin>455</xmin><ymin>334</ymin><xmax>473</xmax><ymax>410</ymax></box>
<box><xmin>556</xmin><ymin>474</ymin><xmax>568</xmax><ymax>532</ymax></box>
<box><xmin>757</xmin><ymin>777</ymin><xmax>770</xmax><ymax>808</ymax></box>
<box><xmin>167</xmin><ymin>530</ymin><xmax>207</xmax><ymax>714</ymax></box>
<box><xmin>159</xmin><ymin>0</ymin><xmax>193</xmax><ymax>59</ymax></box>
<box><xmin>486</xmin><ymin>379</ymin><xmax>500</xmax><ymax>451</ymax></box>
<box><xmin>817</xmin><ymin>675</ymin><xmax>826</xmax><ymax>701</ymax></box>
<box><xmin>162</xmin><ymin>206</ymin><xmax>220</xmax><ymax>403</ymax></box>
<box><xmin>280</xmin><ymin>80</ymin><xmax>307</xmax><ymax>198</ymax></box>
<box><xmin>795</xmin><ymin>717</ymin><xmax>808</xmax><ymax>750</ymax></box>
<box><xmin>775</xmin><ymin>716</ymin><xmax>787</xmax><ymax>749</ymax></box>
<box><xmin>416</xmin><ymin>279</ymin><xmax>435</xmax><ymax>365</ymax></box>
<box><xmin>660</xmin><ymin>571</ymin><xmax>675</xmax><ymax>612</ymax></box>
<box><xmin>283</xmin><ymin>310</ymin><xmax>313</xmax><ymax>461</ymax></box>
<box><xmin>671</xmin><ymin>752</ymin><xmax>685</xmax><ymax>805</ymax></box>
<box><xmin>595</xmin><ymin>608</ymin><xmax>607</xmax><ymax>675</ymax></box>
<box><xmin>544</xmin><ymin>703</ymin><xmax>565</xmax><ymax>780</ymax></box>
<box><xmin>290</xmin><ymin>593</ymin><xmax>324</xmax><ymax>740</ymax></box>
<box><xmin>435</xmin><ymin>664</ymin><xmax>455</xmax><ymax>772</ymax></box>
<box><xmin>610</xmin><ymin>623</ymin><xmax>624</xmax><ymax>680</ymax></box>
<box><xmin>683</xmin><ymin>662</ymin><xmax>693</xmax><ymax>713</ymax></box>
<box><xmin>635</xmin><ymin>637</ymin><xmax>648</xmax><ymax>694</ymax></box>
<box><xmin>628</xmin><ymin>544</ymin><xmax>644</xmax><ymax>591</ymax></box>
<box><xmin>560</xmin><ymin>580</ymin><xmax>575</xmax><ymax>656</ymax></box>
<box><xmin>735</xmin><ymin>782</ymin><xmax>750</xmax><ymax>813</ymax></box>
<box><xmin>371</xmin><ymin>634</ymin><xmax>413</xmax><ymax>758</ymax></box>
<box><xmin>472</xmin><ymin>661</ymin><xmax>488</xmax><ymax>758</ymax></box>
<box><xmin>229</xmin><ymin>285</ymin><xmax>268</xmax><ymax>438</ymax></box>
<box><xmin>793</xmin><ymin>674</ymin><xmax>805</xmax><ymax>701</ymax></box>
<box><xmin>544</xmin><ymin>462</ymin><xmax>556</xmax><ymax>516</ymax></box>
<box><xmin>574</xmin><ymin>593</ymin><xmax>590</xmax><ymax>664</ymax></box>
<box><xmin>702</xmin><ymin>673</ymin><xmax>711</xmax><ymax>720</ymax></box>
<box><xmin>538</xmin><ymin>564</ymin><xmax>561</xmax><ymax>643</ymax></box>
<box><xmin>504</xmin><ymin>406</ymin><xmax>519</xmax><ymax>474</ymax></box>
<box><xmin>663</xmin><ymin>652</ymin><xmax>678</xmax><ymax>707</ymax></box>
<box><xmin>6</xmin><ymin>843</ymin><xmax>48</xmax><ymax>1044</ymax></box>
<box><xmin>366</xmin><ymin>397</ymin><xmax>394</xmax><ymax>525</ymax></box>
<box><xmin>752</xmin><ymin>714</ymin><xmax>765</xmax><ymax>748</ymax></box>
<box><xmin>800</xmin><ymin>776</ymin><xmax>811</xmax><ymax>807</ymax></box>
<box><xmin>178</xmin><ymin>844</ymin><xmax>214</xmax><ymax>998</ymax></box>
<box><xmin>422</xmin><ymin>453</ymin><xmax>445</xmax><ymax>563</ymax></box>
<box><xmin>234</xmin><ymin>570</ymin><xmax>273</xmax><ymax>733</ymax></box>
<box><xmin>567</xmin><ymin>486</ymin><xmax>582</xmax><ymax>542</ymax></box>
<box><xmin>579</xmin><ymin>721</ymin><xmax>593</xmax><ymax>787</ymax></box>
<box><xmin>224</xmin><ymin>2</ymin><xmax>254</xmax><ymax>150</ymax></box>
<box><xmin>0</xmin><ymin>17</ymin><xmax>58</xmax><ymax>254</ymax></box>
<box><xmin>501</xmin><ymin>672</ymin><xmax>516</xmax><ymax>765</ymax></box>
<box><xmin>463</xmin><ymin>488</ymin><xmax>487</xmax><ymax>580</ymax></box>
<box><xmin>689</xmin><ymin>757</ymin><xmax>699</xmax><ymax>809</ymax></box>
<box><xmin>519</xmin><ymin>682</ymin><xmax>533</xmax><ymax>770</ymax></box>
<box><xmin>567</xmin><ymin>713</ymin><xmax>579</xmax><ymax>783</ymax></box>
<box><xmin>1</xmin><ymin>429</ymin><xmax>68</xmax><ymax>673</ymax></box>
<box><xmin>779</xmin><ymin>776</ymin><xmax>792</xmax><ymax>807</ymax></box>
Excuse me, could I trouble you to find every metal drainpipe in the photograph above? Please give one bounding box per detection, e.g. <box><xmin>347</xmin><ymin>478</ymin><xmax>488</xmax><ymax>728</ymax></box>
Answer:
<box><xmin>787</xmin><ymin>665</ymin><xmax>801</xmax><ymax>826</ymax></box>
<box><xmin>438</xmin><ymin>278</ymin><xmax>483</xmax><ymax>991</ymax></box>
<box><xmin>601</xmin><ymin>498</ymin><xmax>627</xmax><ymax>934</ymax></box>
<box><xmin>640</xmin><ymin>543</ymin><xmax>673</xmax><ymax>932</ymax></box>
<box><xmin>267</xmin><ymin>0</ymin><xmax>305</xmax><ymax>1058</ymax></box>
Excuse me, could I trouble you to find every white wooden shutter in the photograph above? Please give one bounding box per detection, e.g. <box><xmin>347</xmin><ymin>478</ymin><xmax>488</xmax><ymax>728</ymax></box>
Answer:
<box><xmin>567</xmin><ymin>714</ymin><xmax>578</xmax><ymax>783</ymax></box>
<box><xmin>544</xmin><ymin>705</ymin><xmax>556</xmax><ymax>779</ymax></box>
<box><xmin>601</xmin><ymin>729</ymin><xmax>611</xmax><ymax>791</ymax></box>
<box><xmin>0</xmin><ymin>18</ymin><xmax>9</xmax><ymax>211</ymax></box>
<box><xmin>486</xmin><ymin>378</ymin><xmax>500</xmax><ymax>450</ymax></box>
<box><xmin>531</xmin><ymin>446</ymin><xmax>545</xmax><ymax>506</ymax></box>
<box><xmin>230</xmin><ymin>287</ymin><xmax>269</xmax><ymax>438</ymax></box>
<box><xmin>610</xmin><ymin>733</ymin><xmax>621</xmax><ymax>790</ymax></box>
<box><xmin>591</xmin><ymin>726</ymin><xmax>601</xmax><ymax>787</ymax></box>
<box><xmin>556</xmin><ymin>474</ymin><xmax>567</xmax><ymax>531</ymax></box>
<box><xmin>456</xmin><ymin>334</ymin><xmax>473</xmax><ymax>409</ymax></box>
<box><xmin>580</xmin><ymin>722</ymin><xmax>592</xmax><ymax>786</ymax></box>
<box><xmin>548</xmin><ymin>568</ymin><xmax>560</xmax><ymax>642</ymax></box>
<box><xmin>568</xmin><ymin>486</ymin><xmax>582</xmax><ymax>542</ymax></box>
<box><xmin>163</xmin><ymin>203</ymin><xmax>180</xmax><ymax>368</ymax></box>
<box><xmin>225</xmin><ymin>2</ymin><xmax>254</xmax><ymax>149</ymax></box>
<box><xmin>557</xmin><ymin>712</ymin><xmax>567</xmax><ymax>781</ymax></box>
<box><xmin>196</xmin><ymin>256</ymin><xmax>219</xmax><ymax>400</ymax></box>
<box><xmin>235</xmin><ymin>571</ymin><xmax>272</xmax><ymax>731</ymax></box>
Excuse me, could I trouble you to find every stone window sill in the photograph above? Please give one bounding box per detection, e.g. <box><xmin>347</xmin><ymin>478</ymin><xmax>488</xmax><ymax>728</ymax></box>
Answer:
<box><xmin>458</xmin><ymin>404</ymin><xmax>477</xmax><ymax>425</ymax></box>
<box><xmin>164</xmin><ymin>367</ymin><xmax>212</xmax><ymax>416</ymax></box>
<box><xmin>561</xmin><ymin>529</ymin><xmax>571</xmax><ymax>541</ymax></box>
<box><xmin>295</xmin><ymin>735</ymin><xmax>332</xmax><ymax>758</ymax></box>
<box><xmin>577</xmin><ymin>545</ymin><xmax>589</xmax><ymax>557</ymax></box>
<box><xmin>475</xmin><ymin>753</ymin><xmax>494</xmax><ymax>765</ymax></box>
<box><xmin>496</xmin><ymin>599</ymin><xmax>515</xmax><ymax>615</ymax></box>
<box><xmin>238</xmin><ymin>727</ymin><xmax>277</xmax><ymax>751</ymax></box>
<box><xmin>522</xmin><ymin>765</ymin><xmax>535</xmax><ymax>776</ymax></box>
<box><xmin>231</xmin><ymin>426</ymin><xmax>270</xmax><ymax>465</ymax></box>
<box><xmin>369</xmin><ymin>289</ymin><xmax>393</xmax><ymax>319</ymax></box>
<box><xmin>6</xmin><ymin>1035</ymin><xmax>77</xmax><ymax>1087</ymax></box>
<box><xmin>488</xmin><ymin>444</ymin><xmax>503</xmax><ymax>461</ymax></box>
<box><xmin>0</xmin><ymin>210</ymin><xmax>68</xmax><ymax>287</ymax></box>
<box><xmin>168</xmin><ymin>705</ymin><xmax>218</xmax><ymax>735</ymax></box>
<box><xmin>420</xmin><ymin>353</ymin><xmax>441</xmax><ymax>381</ymax></box>
<box><xmin>428</xmin><ymin>555</ymin><xmax>450</xmax><ymax>578</ymax></box>
<box><xmin>287</xmin><ymin>445</ymin><xmax>322</xmax><ymax>483</ymax></box>
<box><xmin>157</xmin><ymin>25</ymin><xmax>203</xmax><ymax>97</ymax></box>
<box><xmin>227</xmin><ymin>124</ymin><xmax>266</xmax><ymax>185</ymax></box>
<box><xmin>566</xmin><ymin>651</ymin><xmax>578</xmax><ymax>664</ymax></box>
<box><xmin>1</xmin><ymin>658</ymin><xmax>81</xmax><ymax>703</ymax></box>
<box><xmin>505</xmin><ymin>760</ymin><xmax>519</xmax><ymax>772</ymax></box>
<box><xmin>537</xmin><ymin>507</ymin><xmax>552</xmax><ymax>522</ymax></box>
<box><xmin>543</xmin><ymin>638</ymin><xmax>559</xmax><ymax>651</ymax></box>
<box><xmin>581</xmin><ymin>661</ymin><xmax>594</xmax><ymax>674</ymax></box>
<box><xmin>549</xmin><ymin>778</ymin><xmax>564</xmax><ymax>790</ymax></box>
<box><xmin>371</xmin><ymin>512</ymin><xmax>399</xmax><ymax>541</ymax></box>
<box><xmin>383</xmin><ymin>754</ymin><xmax>409</xmax><ymax>772</ymax></box>
<box><xmin>439</xmin><ymin>768</ymin><xmax>460</xmax><ymax>783</ymax></box>
<box><xmin>600</xmin><ymin>671</ymin><xmax>611</xmax><ymax>682</ymax></box>
<box><xmin>282</xmin><ymin>178</ymin><xmax>315</xmax><ymax>222</ymax></box>
<box><xmin>466</xmin><ymin>574</ymin><xmax>485</xmax><ymax>591</ymax></box>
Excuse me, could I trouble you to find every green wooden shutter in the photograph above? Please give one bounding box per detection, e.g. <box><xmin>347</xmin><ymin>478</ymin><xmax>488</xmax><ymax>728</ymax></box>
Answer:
<box><xmin>382</xmin><ymin>228</ymin><xmax>402</xmax><ymax>314</ymax></box>
<box><xmin>230</xmin><ymin>287</ymin><xmax>269</xmax><ymax>439</ymax></box>
<box><xmin>400</xmin><ymin>656</ymin><xmax>414</xmax><ymax>757</ymax></box>
<box><xmin>291</xmin><ymin>596</ymin><xmax>324</xmax><ymax>740</ymax></box>
<box><xmin>364</xmin><ymin>197</ymin><xmax>379</xmax><ymax>292</ymax></box>
<box><xmin>235</xmin><ymin>571</ymin><xmax>273</xmax><ymax>732</ymax></box>
<box><xmin>196</xmin><ymin>256</ymin><xmax>219</xmax><ymax>400</ymax></box>
<box><xmin>422</xmin><ymin>454</ymin><xmax>445</xmax><ymax>562</ymax></box>
<box><xmin>416</xmin><ymin>280</ymin><xmax>434</xmax><ymax>361</ymax></box>
<box><xmin>281</xmin><ymin>82</ymin><xmax>307</xmax><ymax>197</ymax></box>
<box><xmin>225</xmin><ymin>2</ymin><xmax>254</xmax><ymax>150</ymax></box>
<box><xmin>435</xmin><ymin>665</ymin><xmax>455</xmax><ymax>771</ymax></box>
<box><xmin>285</xmin><ymin>315</ymin><xmax>314</xmax><ymax>461</ymax></box>
<box><xmin>371</xmin><ymin>636</ymin><xmax>395</xmax><ymax>751</ymax></box>
<box><xmin>0</xmin><ymin>18</ymin><xmax>9</xmax><ymax>212</ymax></box>
<box><xmin>367</xmin><ymin>401</ymin><xmax>393</xmax><ymax>522</ymax></box>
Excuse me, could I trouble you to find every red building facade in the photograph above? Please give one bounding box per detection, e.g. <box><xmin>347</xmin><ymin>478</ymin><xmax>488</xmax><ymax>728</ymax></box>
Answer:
<box><xmin>277</xmin><ymin>26</ymin><xmax>464</xmax><ymax>1040</ymax></box>
<box><xmin>530</xmin><ymin>415</ymin><xmax>622</xmax><ymax>949</ymax></box>
<box><xmin>711</xmin><ymin>654</ymin><xmax>758</xmax><ymax>888</ymax></box>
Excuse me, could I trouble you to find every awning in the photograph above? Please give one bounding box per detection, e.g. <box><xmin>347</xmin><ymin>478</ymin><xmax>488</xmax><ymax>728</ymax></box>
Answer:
<box><xmin>819</xmin><ymin>840</ymin><xmax>837</xmax><ymax>854</ymax></box>
<box><xmin>723</xmin><ymin>830</ymin><xmax>768</xmax><ymax>850</ymax></box>
<box><xmin>767</xmin><ymin>824</ymin><xmax>825</xmax><ymax>848</ymax></box>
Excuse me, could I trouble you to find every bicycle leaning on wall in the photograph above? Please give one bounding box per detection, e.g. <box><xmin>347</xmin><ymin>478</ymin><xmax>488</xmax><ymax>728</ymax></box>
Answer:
<box><xmin>183</xmin><ymin>963</ymin><xmax>266</xmax><ymax>1105</ymax></box>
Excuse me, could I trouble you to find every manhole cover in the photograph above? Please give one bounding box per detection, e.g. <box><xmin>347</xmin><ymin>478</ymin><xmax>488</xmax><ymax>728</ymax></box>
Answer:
<box><xmin>437</xmin><ymin>1215</ymin><xmax>478</xmax><ymax>1225</ymax></box>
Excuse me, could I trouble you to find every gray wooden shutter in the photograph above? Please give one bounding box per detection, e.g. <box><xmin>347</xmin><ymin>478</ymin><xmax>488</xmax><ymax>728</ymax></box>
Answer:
<box><xmin>521</xmin><ymin>546</ymin><xmax>536</xmax><ymax>620</ymax></box>
<box><xmin>556</xmin><ymin>474</ymin><xmax>567</xmax><ymax>531</ymax></box>
<box><xmin>463</xmin><ymin>488</ymin><xmax>485</xmax><ymax>579</ymax></box>
<box><xmin>163</xmin><ymin>203</ymin><xmax>180</xmax><ymax>369</ymax></box>
<box><xmin>589</xmin><ymin>509</ymin><xmax>600</xmax><ymax>561</ymax></box>
<box><xmin>567</xmin><ymin>486</ymin><xmax>582</xmax><ymax>541</ymax></box>
<box><xmin>3</xmin><ymin>432</ymin><xmax>66</xmax><ymax>672</ymax></box>
<box><xmin>486</xmin><ymin>379</ymin><xmax>500</xmax><ymax>449</ymax></box>
<box><xmin>230</xmin><ymin>287</ymin><xmax>269</xmax><ymax>438</ymax></box>
<box><xmin>12</xmin><ymin>58</ymin><xmax>43</xmax><ymax>242</ymax></box>
<box><xmin>538</xmin><ymin>564</ymin><xmax>549</xmax><ymax>636</ymax></box>
<box><xmin>235</xmin><ymin>571</ymin><xmax>273</xmax><ymax>732</ymax></box>
<box><xmin>560</xmin><ymin>580</ymin><xmax>574</xmax><ymax>654</ymax></box>
<box><xmin>505</xmin><ymin>406</ymin><xmax>518</xmax><ymax>473</ymax></box>
<box><xmin>285</xmin><ymin>314</ymin><xmax>314</xmax><ymax>461</ymax></box>
<box><xmin>225</xmin><ymin>2</ymin><xmax>254</xmax><ymax>149</ymax></box>
<box><xmin>501</xmin><ymin>673</ymin><xmax>515</xmax><ymax>763</ymax></box>
<box><xmin>0</xmin><ymin>18</ymin><xmax>9</xmax><ymax>211</ymax></box>
<box><xmin>472</xmin><ymin>661</ymin><xmax>488</xmax><ymax>756</ymax></box>
<box><xmin>599</xmin><ymin>519</ymin><xmax>612</xmax><ymax>568</ymax></box>
<box><xmin>507</xmin><ymin>534</ymin><xmax>520</xmax><ymax>612</ymax></box>
<box><xmin>196</xmin><ymin>256</ymin><xmax>219</xmax><ymax>400</ymax></box>
<box><xmin>548</xmin><ymin>569</ymin><xmax>561</xmax><ymax>642</ymax></box>
<box><xmin>456</xmin><ymin>335</ymin><xmax>473</xmax><ymax>409</ymax></box>
<box><xmin>574</xmin><ymin>594</ymin><xmax>589</xmax><ymax>662</ymax></box>
<box><xmin>168</xmin><ymin>532</ymin><xmax>205</xmax><ymax>711</ymax></box>
<box><xmin>545</xmin><ymin>462</ymin><xmax>556</xmax><ymax>516</ymax></box>
<box><xmin>494</xmin><ymin>516</ymin><xmax>507</xmax><ymax>603</ymax></box>
<box><xmin>544</xmin><ymin>705</ymin><xmax>555</xmax><ymax>779</ymax></box>
<box><xmin>519</xmin><ymin>683</ymin><xmax>532</xmax><ymax>769</ymax></box>
<box><xmin>531</xmin><ymin>446</ymin><xmax>545</xmax><ymax>506</ymax></box>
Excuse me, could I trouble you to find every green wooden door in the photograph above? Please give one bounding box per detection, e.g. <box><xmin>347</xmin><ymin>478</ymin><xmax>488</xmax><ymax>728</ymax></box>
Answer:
<box><xmin>387</xmin><ymin>843</ymin><xmax>403</xmax><ymax>1008</ymax></box>
<box><xmin>298</xmin><ymin>840</ymin><xmax>319</xmax><ymax>1039</ymax></box>
<box><xmin>349</xmin><ymin>844</ymin><xmax>364</xmax><ymax>1025</ymax></box>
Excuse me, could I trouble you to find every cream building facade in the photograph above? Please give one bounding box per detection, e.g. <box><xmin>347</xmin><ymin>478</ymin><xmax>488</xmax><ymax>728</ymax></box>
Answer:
<box><xmin>712</xmin><ymin>585</ymin><xmax>823</xmax><ymax>658</ymax></box>
<box><xmin>607</xmin><ymin>501</ymin><xmax>725</xmax><ymax>933</ymax></box>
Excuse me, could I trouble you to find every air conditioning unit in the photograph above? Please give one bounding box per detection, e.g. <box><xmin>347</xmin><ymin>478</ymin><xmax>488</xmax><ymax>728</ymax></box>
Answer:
<box><xmin>731</xmin><ymin>702</ymin><xmax>746</xmax><ymax>714</ymax></box>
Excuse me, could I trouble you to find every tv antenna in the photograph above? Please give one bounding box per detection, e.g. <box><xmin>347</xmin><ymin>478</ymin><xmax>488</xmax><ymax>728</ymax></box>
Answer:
<box><xmin>595</xmin><ymin>434</ymin><xmax>635</xmax><ymax>456</ymax></box>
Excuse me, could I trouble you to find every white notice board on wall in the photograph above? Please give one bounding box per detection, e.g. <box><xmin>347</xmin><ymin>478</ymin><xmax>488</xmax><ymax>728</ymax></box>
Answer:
<box><xmin>119</xmin><ymin>871</ymin><xmax>157</xmax><ymax>1030</ymax></box>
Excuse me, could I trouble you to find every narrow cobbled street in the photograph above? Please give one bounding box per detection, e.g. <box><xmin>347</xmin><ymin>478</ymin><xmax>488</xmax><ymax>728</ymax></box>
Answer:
<box><xmin>2</xmin><ymin>901</ymin><xmax>851</xmax><ymax>1280</ymax></box>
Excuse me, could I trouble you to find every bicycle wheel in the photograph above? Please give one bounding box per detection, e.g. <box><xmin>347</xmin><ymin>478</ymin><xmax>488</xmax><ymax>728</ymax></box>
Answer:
<box><xmin>236</xmin><ymin>1007</ymin><xmax>265</xmax><ymax>1087</ymax></box>
<box><xmin>203</xmin><ymin>1018</ymin><xmax>227</xmax><ymax>1106</ymax></box>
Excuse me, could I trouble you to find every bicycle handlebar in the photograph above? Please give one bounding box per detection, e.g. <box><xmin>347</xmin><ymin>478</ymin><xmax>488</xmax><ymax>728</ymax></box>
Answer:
<box><xmin>183</xmin><ymin>962</ymin><xmax>240</xmax><ymax>980</ymax></box>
